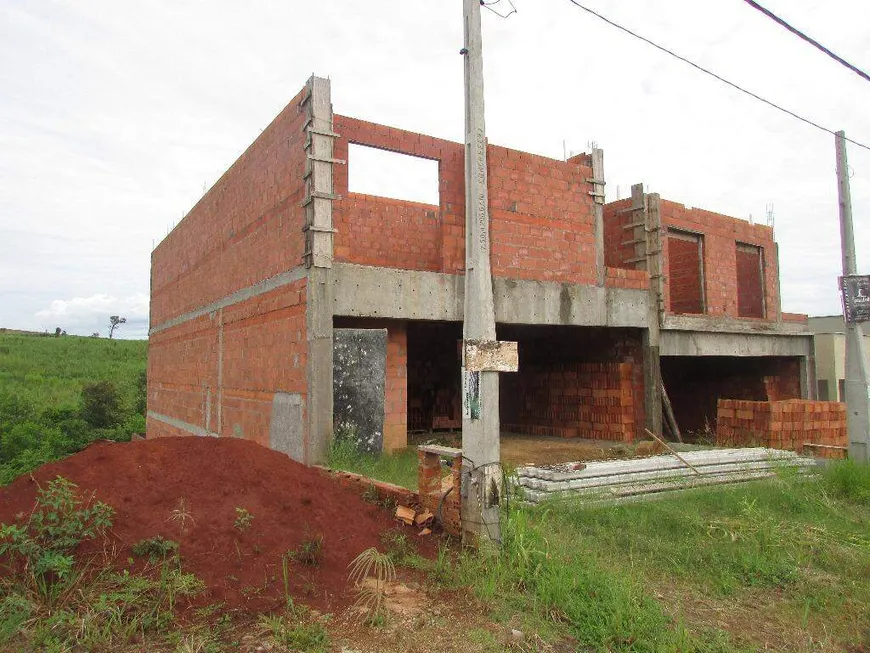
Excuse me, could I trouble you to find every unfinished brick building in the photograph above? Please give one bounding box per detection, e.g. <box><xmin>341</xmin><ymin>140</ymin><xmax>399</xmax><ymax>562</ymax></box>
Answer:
<box><xmin>147</xmin><ymin>76</ymin><xmax>814</xmax><ymax>462</ymax></box>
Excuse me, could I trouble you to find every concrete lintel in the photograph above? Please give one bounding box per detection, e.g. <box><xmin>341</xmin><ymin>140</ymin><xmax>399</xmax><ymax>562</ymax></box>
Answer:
<box><xmin>662</xmin><ymin>314</ymin><xmax>810</xmax><ymax>336</ymax></box>
<box><xmin>332</xmin><ymin>263</ymin><xmax>649</xmax><ymax>327</ymax></box>
<box><xmin>660</xmin><ymin>330</ymin><xmax>813</xmax><ymax>358</ymax></box>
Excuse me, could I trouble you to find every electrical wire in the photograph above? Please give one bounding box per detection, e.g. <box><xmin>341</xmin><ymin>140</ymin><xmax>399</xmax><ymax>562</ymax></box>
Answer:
<box><xmin>482</xmin><ymin>0</ymin><xmax>517</xmax><ymax>20</ymax></box>
<box><xmin>741</xmin><ymin>0</ymin><xmax>870</xmax><ymax>85</ymax></box>
<box><xmin>564</xmin><ymin>0</ymin><xmax>870</xmax><ymax>153</ymax></box>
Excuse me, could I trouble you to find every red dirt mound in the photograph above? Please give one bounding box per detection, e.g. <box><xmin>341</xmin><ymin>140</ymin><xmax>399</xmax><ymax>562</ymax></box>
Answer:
<box><xmin>0</xmin><ymin>437</ymin><xmax>428</xmax><ymax>613</ymax></box>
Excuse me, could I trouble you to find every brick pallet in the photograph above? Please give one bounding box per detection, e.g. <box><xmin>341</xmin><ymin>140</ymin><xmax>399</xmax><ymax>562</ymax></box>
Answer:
<box><xmin>716</xmin><ymin>399</ymin><xmax>847</xmax><ymax>454</ymax></box>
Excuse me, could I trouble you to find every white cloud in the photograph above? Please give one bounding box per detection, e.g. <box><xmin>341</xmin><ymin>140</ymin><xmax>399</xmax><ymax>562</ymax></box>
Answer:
<box><xmin>35</xmin><ymin>293</ymin><xmax>149</xmax><ymax>339</ymax></box>
<box><xmin>0</xmin><ymin>0</ymin><xmax>868</xmax><ymax>335</ymax></box>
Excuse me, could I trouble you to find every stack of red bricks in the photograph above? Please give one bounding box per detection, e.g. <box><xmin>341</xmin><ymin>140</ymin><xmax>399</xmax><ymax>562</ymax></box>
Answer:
<box><xmin>504</xmin><ymin>362</ymin><xmax>635</xmax><ymax>442</ymax></box>
<box><xmin>417</xmin><ymin>446</ymin><xmax>462</xmax><ymax>536</ymax></box>
<box><xmin>716</xmin><ymin>399</ymin><xmax>847</xmax><ymax>455</ymax></box>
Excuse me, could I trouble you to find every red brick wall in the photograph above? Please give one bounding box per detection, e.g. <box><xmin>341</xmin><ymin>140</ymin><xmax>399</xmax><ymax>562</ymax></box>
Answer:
<box><xmin>716</xmin><ymin>399</ymin><xmax>847</xmax><ymax>453</ymax></box>
<box><xmin>667</xmin><ymin>232</ymin><xmax>704</xmax><ymax>314</ymax></box>
<box><xmin>149</xmin><ymin>84</ymin><xmax>312</xmax><ymax>450</ymax></box>
<box><xmin>503</xmin><ymin>362</ymin><xmax>636</xmax><ymax>442</ymax></box>
<box><xmin>147</xmin><ymin>314</ymin><xmax>220</xmax><ymax>430</ymax></box>
<box><xmin>334</xmin><ymin>194</ymin><xmax>441</xmax><ymax>271</ymax></box>
<box><xmin>605</xmin><ymin>267</ymin><xmax>650</xmax><ymax>290</ymax></box>
<box><xmin>735</xmin><ymin>243</ymin><xmax>764</xmax><ymax>318</ymax></box>
<box><xmin>151</xmin><ymin>86</ymin><xmax>309</xmax><ymax>326</ymax></box>
<box><xmin>333</xmin><ymin>116</ymin><xmax>465</xmax><ymax>274</ymax></box>
<box><xmin>487</xmin><ymin>145</ymin><xmax>596</xmax><ymax>284</ymax></box>
<box><xmin>499</xmin><ymin>327</ymin><xmax>645</xmax><ymax>442</ymax></box>
<box><xmin>603</xmin><ymin>198</ymin><xmax>636</xmax><ymax>268</ymax></box>
<box><xmin>660</xmin><ymin>201</ymin><xmax>779</xmax><ymax>320</ymax></box>
<box><xmin>333</xmin><ymin>116</ymin><xmax>599</xmax><ymax>284</ymax></box>
<box><xmin>148</xmin><ymin>280</ymin><xmax>308</xmax><ymax>446</ymax></box>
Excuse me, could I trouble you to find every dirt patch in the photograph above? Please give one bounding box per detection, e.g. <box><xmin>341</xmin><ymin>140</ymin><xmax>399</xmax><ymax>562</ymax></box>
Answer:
<box><xmin>0</xmin><ymin>437</ymin><xmax>438</xmax><ymax>614</ymax></box>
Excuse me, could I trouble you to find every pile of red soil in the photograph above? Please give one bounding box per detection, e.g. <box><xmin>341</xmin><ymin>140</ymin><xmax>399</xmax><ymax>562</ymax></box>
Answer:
<box><xmin>0</xmin><ymin>437</ymin><xmax>431</xmax><ymax>613</ymax></box>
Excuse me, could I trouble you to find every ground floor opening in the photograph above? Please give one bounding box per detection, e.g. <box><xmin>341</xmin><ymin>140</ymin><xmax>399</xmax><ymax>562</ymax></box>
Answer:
<box><xmin>660</xmin><ymin>355</ymin><xmax>802</xmax><ymax>440</ymax></box>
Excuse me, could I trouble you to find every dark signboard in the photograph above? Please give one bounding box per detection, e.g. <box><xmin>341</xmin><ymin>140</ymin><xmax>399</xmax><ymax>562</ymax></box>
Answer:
<box><xmin>841</xmin><ymin>275</ymin><xmax>870</xmax><ymax>324</ymax></box>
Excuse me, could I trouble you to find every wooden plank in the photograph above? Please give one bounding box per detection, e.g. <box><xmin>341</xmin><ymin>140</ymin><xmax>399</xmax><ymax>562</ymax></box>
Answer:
<box><xmin>660</xmin><ymin>381</ymin><xmax>683</xmax><ymax>442</ymax></box>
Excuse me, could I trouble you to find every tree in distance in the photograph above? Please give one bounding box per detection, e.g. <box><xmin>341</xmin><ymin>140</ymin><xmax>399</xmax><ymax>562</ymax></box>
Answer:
<box><xmin>108</xmin><ymin>316</ymin><xmax>127</xmax><ymax>339</ymax></box>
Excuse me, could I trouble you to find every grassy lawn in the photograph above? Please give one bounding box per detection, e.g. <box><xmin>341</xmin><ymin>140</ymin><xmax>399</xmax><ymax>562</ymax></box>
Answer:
<box><xmin>0</xmin><ymin>332</ymin><xmax>147</xmax><ymax>409</ymax></box>
<box><xmin>0</xmin><ymin>332</ymin><xmax>148</xmax><ymax>484</ymax></box>
<box><xmin>326</xmin><ymin>435</ymin><xmax>420</xmax><ymax>490</ymax></box>
<box><xmin>329</xmin><ymin>440</ymin><xmax>870</xmax><ymax>651</ymax></box>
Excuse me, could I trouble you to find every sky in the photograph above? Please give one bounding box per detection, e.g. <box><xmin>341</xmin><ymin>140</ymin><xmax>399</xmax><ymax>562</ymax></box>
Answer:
<box><xmin>1</xmin><ymin>0</ymin><xmax>868</xmax><ymax>339</ymax></box>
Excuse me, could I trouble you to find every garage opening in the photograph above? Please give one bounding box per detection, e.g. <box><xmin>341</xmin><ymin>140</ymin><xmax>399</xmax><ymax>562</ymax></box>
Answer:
<box><xmin>497</xmin><ymin>325</ymin><xmax>644</xmax><ymax>443</ymax></box>
<box><xmin>405</xmin><ymin>323</ymin><xmax>646</xmax><ymax>444</ymax></box>
<box><xmin>660</xmin><ymin>356</ymin><xmax>801</xmax><ymax>439</ymax></box>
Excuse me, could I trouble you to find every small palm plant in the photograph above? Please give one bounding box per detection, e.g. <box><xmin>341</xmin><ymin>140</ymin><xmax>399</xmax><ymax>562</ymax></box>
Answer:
<box><xmin>347</xmin><ymin>547</ymin><xmax>395</xmax><ymax>622</ymax></box>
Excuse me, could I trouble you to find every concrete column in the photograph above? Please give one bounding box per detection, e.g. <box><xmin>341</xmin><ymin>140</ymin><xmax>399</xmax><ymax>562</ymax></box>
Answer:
<box><xmin>302</xmin><ymin>76</ymin><xmax>338</xmax><ymax>464</ymax></box>
<box><xmin>462</xmin><ymin>0</ymin><xmax>500</xmax><ymax>544</ymax></box>
<box><xmin>644</xmin><ymin>191</ymin><xmax>664</xmax><ymax>436</ymax></box>
<box><xmin>590</xmin><ymin>148</ymin><xmax>605</xmax><ymax>286</ymax></box>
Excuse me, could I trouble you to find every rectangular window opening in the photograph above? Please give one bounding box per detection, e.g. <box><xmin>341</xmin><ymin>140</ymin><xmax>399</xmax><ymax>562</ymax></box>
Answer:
<box><xmin>667</xmin><ymin>229</ymin><xmax>705</xmax><ymax>314</ymax></box>
<box><xmin>348</xmin><ymin>143</ymin><xmax>440</xmax><ymax>205</ymax></box>
<box><xmin>736</xmin><ymin>242</ymin><xmax>765</xmax><ymax>318</ymax></box>
<box><xmin>817</xmin><ymin>379</ymin><xmax>829</xmax><ymax>401</ymax></box>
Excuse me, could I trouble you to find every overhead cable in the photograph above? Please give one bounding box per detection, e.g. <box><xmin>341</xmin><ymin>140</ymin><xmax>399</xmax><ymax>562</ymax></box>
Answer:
<box><xmin>564</xmin><ymin>0</ymin><xmax>870</xmax><ymax>153</ymax></box>
<box><xmin>741</xmin><ymin>0</ymin><xmax>870</xmax><ymax>85</ymax></box>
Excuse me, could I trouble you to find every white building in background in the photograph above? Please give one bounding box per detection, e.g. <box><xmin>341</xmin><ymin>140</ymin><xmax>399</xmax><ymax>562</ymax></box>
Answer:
<box><xmin>808</xmin><ymin>315</ymin><xmax>870</xmax><ymax>401</ymax></box>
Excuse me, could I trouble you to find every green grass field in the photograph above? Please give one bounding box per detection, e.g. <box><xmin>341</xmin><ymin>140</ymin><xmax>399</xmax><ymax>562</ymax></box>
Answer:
<box><xmin>0</xmin><ymin>332</ymin><xmax>148</xmax><ymax>484</ymax></box>
<box><xmin>332</xmin><ymin>442</ymin><xmax>870</xmax><ymax>651</ymax></box>
<box><xmin>0</xmin><ymin>332</ymin><xmax>147</xmax><ymax>409</ymax></box>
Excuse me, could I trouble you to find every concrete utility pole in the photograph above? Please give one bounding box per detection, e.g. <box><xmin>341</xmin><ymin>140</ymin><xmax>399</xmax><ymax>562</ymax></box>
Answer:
<box><xmin>835</xmin><ymin>130</ymin><xmax>870</xmax><ymax>462</ymax></box>
<box><xmin>461</xmin><ymin>0</ymin><xmax>501</xmax><ymax>544</ymax></box>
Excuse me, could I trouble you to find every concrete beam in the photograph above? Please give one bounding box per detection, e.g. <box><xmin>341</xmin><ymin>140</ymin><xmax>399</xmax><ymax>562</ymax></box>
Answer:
<box><xmin>332</xmin><ymin>263</ymin><xmax>649</xmax><ymax>328</ymax></box>
<box><xmin>660</xmin><ymin>330</ymin><xmax>813</xmax><ymax>358</ymax></box>
<box><xmin>662</xmin><ymin>314</ymin><xmax>810</xmax><ymax>336</ymax></box>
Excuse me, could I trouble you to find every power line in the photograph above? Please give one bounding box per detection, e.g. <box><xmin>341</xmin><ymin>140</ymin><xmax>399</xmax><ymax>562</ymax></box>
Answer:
<box><xmin>741</xmin><ymin>0</ymin><xmax>870</xmax><ymax>85</ymax></box>
<box><xmin>564</xmin><ymin>0</ymin><xmax>870</xmax><ymax>153</ymax></box>
<box><xmin>482</xmin><ymin>0</ymin><xmax>516</xmax><ymax>19</ymax></box>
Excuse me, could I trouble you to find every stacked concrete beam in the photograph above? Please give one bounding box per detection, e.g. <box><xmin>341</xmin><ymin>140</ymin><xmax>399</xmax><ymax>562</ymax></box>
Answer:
<box><xmin>514</xmin><ymin>448</ymin><xmax>815</xmax><ymax>504</ymax></box>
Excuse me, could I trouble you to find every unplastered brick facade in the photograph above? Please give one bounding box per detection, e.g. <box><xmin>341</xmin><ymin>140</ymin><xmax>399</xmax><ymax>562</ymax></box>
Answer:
<box><xmin>148</xmin><ymin>75</ymin><xmax>813</xmax><ymax>464</ymax></box>
<box><xmin>333</xmin><ymin>116</ymin><xmax>601</xmax><ymax>284</ymax></box>
<box><xmin>603</xmin><ymin>195</ymin><xmax>781</xmax><ymax>321</ymax></box>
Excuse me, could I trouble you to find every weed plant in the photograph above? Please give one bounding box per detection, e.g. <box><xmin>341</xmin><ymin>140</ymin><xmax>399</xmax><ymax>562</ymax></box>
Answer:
<box><xmin>258</xmin><ymin>611</ymin><xmax>329</xmax><ymax>652</ymax></box>
<box><xmin>326</xmin><ymin>433</ymin><xmax>418</xmax><ymax>490</ymax></box>
<box><xmin>0</xmin><ymin>477</ymin><xmax>205</xmax><ymax>650</ymax></box>
<box><xmin>233</xmin><ymin>507</ymin><xmax>254</xmax><ymax>533</ymax></box>
<box><xmin>289</xmin><ymin>534</ymin><xmax>324</xmax><ymax>567</ymax></box>
<box><xmin>426</xmin><ymin>461</ymin><xmax>870</xmax><ymax>651</ymax></box>
<box><xmin>132</xmin><ymin>536</ymin><xmax>180</xmax><ymax>562</ymax></box>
